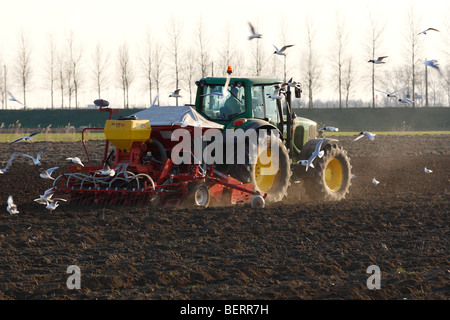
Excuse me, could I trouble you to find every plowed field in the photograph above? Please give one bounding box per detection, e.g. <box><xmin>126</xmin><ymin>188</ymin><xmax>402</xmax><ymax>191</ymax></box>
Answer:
<box><xmin>0</xmin><ymin>134</ymin><xmax>448</xmax><ymax>301</ymax></box>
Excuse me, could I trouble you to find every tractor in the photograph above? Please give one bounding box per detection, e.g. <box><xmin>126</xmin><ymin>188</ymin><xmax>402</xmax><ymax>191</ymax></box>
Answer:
<box><xmin>51</xmin><ymin>68</ymin><xmax>351</xmax><ymax>208</ymax></box>
<box><xmin>192</xmin><ymin>67</ymin><xmax>352</xmax><ymax>203</ymax></box>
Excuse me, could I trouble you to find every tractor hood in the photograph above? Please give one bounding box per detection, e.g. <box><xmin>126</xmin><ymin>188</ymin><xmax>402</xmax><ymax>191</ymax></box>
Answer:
<box><xmin>132</xmin><ymin>105</ymin><xmax>224</xmax><ymax>129</ymax></box>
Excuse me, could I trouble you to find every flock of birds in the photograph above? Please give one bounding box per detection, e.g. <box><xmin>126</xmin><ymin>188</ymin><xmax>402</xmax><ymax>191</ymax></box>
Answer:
<box><xmin>371</xmin><ymin>27</ymin><xmax>442</xmax><ymax>105</ymax></box>
<box><xmin>0</xmin><ymin>132</ymin><xmax>99</xmax><ymax>215</ymax></box>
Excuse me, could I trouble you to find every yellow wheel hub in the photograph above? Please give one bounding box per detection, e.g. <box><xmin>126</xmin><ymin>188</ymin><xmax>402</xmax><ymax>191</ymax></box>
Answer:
<box><xmin>325</xmin><ymin>158</ymin><xmax>343</xmax><ymax>192</ymax></box>
<box><xmin>255</xmin><ymin>149</ymin><xmax>279</xmax><ymax>192</ymax></box>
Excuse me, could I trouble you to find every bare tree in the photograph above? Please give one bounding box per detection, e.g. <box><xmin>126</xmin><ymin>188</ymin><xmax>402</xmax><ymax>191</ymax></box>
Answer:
<box><xmin>152</xmin><ymin>41</ymin><xmax>164</xmax><ymax>106</ymax></box>
<box><xmin>56</xmin><ymin>49</ymin><xmax>66</xmax><ymax>108</ymax></box>
<box><xmin>67</xmin><ymin>32</ymin><xmax>83</xmax><ymax>109</ymax></box>
<box><xmin>14</xmin><ymin>30</ymin><xmax>32</xmax><ymax>110</ymax></box>
<box><xmin>92</xmin><ymin>41</ymin><xmax>110</xmax><ymax>99</ymax></box>
<box><xmin>141</xmin><ymin>28</ymin><xmax>154</xmax><ymax>106</ymax></box>
<box><xmin>218</xmin><ymin>21</ymin><xmax>246</xmax><ymax>76</ymax></box>
<box><xmin>184</xmin><ymin>49</ymin><xmax>198</xmax><ymax>105</ymax></box>
<box><xmin>278</xmin><ymin>15</ymin><xmax>294</xmax><ymax>82</ymax></box>
<box><xmin>167</xmin><ymin>16</ymin><xmax>183</xmax><ymax>106</ymax></box>
<box><xmin>403</xmin><ymin>3</ymin><xmax>423</xmax><ymax>108</ymax></box>
<box><xmin>302</xmin><ymin>17</ymin><xmax>322</xmax><ymax>109</ymax></box>
<box><xmin>249</xmin><ymin>21</ymin><xmax>267</xmax><ymax>76</ymax></box>
<box><xmin>195</xmin><ymin>16</ymin><xmax>211</xmax><ymax>78</ymax></box>
<box><xmin>343</xmin><ymin>57</ymin><xmax>356</xmax><ymax>108</ymax></box>
<box><xmin>331</xmin><ymin>12</ymin><xmax>349</xmax><ymax>109</ymax></box>
<box><xmin>45</xmin><ymin>33</ymin><xmax>57</xmax><ymax>109</ymax></box>
<box><xmin>0</xmin><ymin>61</ymin><xmax>6</xmax><ymax>109</ymax></box>
<box><xmin>366</xmin><ymin>13</ymin><xmax>386</xmax><ymax>108</ymax></box>
<box><xmin>117</xmin><ymin>42</ymin><xmax>135</xmax><ymax>109</ymax></box>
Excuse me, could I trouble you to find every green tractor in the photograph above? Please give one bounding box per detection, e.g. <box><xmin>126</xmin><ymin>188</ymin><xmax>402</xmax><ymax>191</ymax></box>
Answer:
<box><xmin>193</xmin><ymin>69</ymin><xmax>352</xmax><ymax>203</ymax></box>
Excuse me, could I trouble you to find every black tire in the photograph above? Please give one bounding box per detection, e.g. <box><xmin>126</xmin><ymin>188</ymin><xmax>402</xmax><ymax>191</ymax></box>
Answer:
<box><xmin>227</xmin><ymin>135</ymin><xmax>291</xmax><ymax>203</ymax></box>
<box><xmin>303</xmin><ymin>143</ymin><xmax>352</xmax><ymax>201</ymax></box>
<box><xmin>184</xmin><ymin>181</ymin><xmax>210</xmax><ymax>207</ymax></box>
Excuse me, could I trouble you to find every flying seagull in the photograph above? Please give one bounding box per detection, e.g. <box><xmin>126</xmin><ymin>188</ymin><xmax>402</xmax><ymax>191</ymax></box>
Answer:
<box><xmin>95</xmin><ymin>164</ymin><xmax>115</xmax><ymax>177</ymax></box>
<box><xmin>40</xmin><ymin>167</ymin><xmax>59</xmax><ymax>180</ymax></box>
<box><xmin>45</xmin><ymin>198</ymin><xmax>67</xmax><ymax>211</ymax></box>
<box><xmin>418</xmin><ymin>27</ymin><xmax>440</xmax><ymax>35</ymax></box>
<box><xmin>297</xmin><ymin>159</ymin><xmax>314</xmax><ymax>169</ymax></box>
<box><xmin>424</xmin><ymin>59</ymin><xmax>442</xmax><ymax>76</ymax></box>
<box><xmin>169</xmin><ymin>89</ymin><xmax>182</xmax><ymax>98</ymax></box>
<box><xmin>273</xmin><ymin>44</ymin><xmax>294</xmax><ymax>56</ymax></box>
<box><xmin>375</xmin><ymin>88</ymin><xmax>404</xmax><ymax>98</ymax></box>
<box><xmin>305</xmin><ymin>137</ymin><xmax>326</xmax><ymax>171</ymax></box>
<box><xmin>8</xmin><ymin>132</ymin><xmax>40</xmax><ymax>145</ymax></box>
<box><xmin>424</xmin><ymin>167</ymin><xmax>433</xmax><ymax>174</ymax></box>
<box><xmin>17</xmin><ymin>146</ymin><xmax>48</xmax><ymax>165</ymax></box>
<box><xmin>0</xmin><ymin>152</ymin><xmax>18</xmax><ymax>174</ymax></box>
<box><xmin>266</xmin><ymin>88</ymin><xmax>283</xmax><ymax>100</ymax></box>
<box><xmin>368</xmin><ymin>56</ymin><xmax>388</xmax><ymax>64</ymax></box>
<box><xmin>34</xmin><ymin>188</ymin><xmax>55</xmax><ymax>204</ymax></box>
<box><xmin>66</xmin><ymin>156</ymin><xmax>84</xmax><ymax>167</ymax></box>
<box><xmin>399</xmin><ymin>98</ymin><xmax>413</xmax><ymax>104</ymax></box>
<box><xmin>7</xmin><ymin>195</ymin><xmax>19</xmax><ymax>215</ymax></box>
<box><xmin>318</xmin><ymin>126</ymin><xmax>339</xmax><ymax>132</ymax></box>
<box><xmin>248</xmin><ymin>22</ymin><xmax>262</xmax><ymax>40</ymax></box>
<box><xmin>372</xmin><ymin>178</ymin><xmax>380</xmax><ymax>185</ymax></box>
<box><xmin>353</xmin><ymin>131</ymin><xmax>376</xmax><ymax>141</ymax></box>
<box><xmin>7</xmin><ymin>91</ymin><xmax>25</xmax><ymax>107</ymax></box>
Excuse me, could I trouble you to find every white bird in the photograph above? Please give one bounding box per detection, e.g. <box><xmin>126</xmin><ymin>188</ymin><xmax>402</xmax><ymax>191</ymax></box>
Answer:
<box><xmin>34</xmin><ymin>188</ymin><xmax>56</xmax><ymax>204</ymax></box>
<box><xmin>66</xmin><ymin>157</ymin><xmax>84</xmax><ymax>167</ymax></box>
<box><xmin>297</xmin><ymin>159</ymin><xmax>314</xmax><ymax>169</ymax></box>
<box><xmin>318</xmin><ymin>126</ymin><xmax>339</xmax><ymax>132</ymax></box>
<box><xmin>372</xmin><ymin>178</ymin><xmax>380</xmax><ymax>185</ymax></box>
<box><xmin>375</xmin><ymin>88</ymin><xmax>404</xmax><ymax>98</ymax></box>
<box><xmin>95</xmin><ymin>164</ymin><xmax>115</xmax><ymax>177</ymax></box>
<box><xmin>273</xmin><ymin>44</ymin><xmax>294</xmax><ymax>56</ymax></box>
<box><xmin>424</xmin><ymin>59</ymin><xmax>442</xmax><ymax>76</ymax></box>
<box><xmin>353</xmin><ymin>131</ymin><xmax>376</xmax><ymax>141</ymax></box>
<box><xmin>17</xmin><ymin>146</ymin><xmax>48</xmax><ymax>165</ymax></box>
<box><xmin>418</xmin><ymin>27</ymin><xmax>440</xmax><ymax>35</ymax></box>
<box><xmin>266</xmin><ymin>88</ymin><xmax>283</xmax><ymax>100</ymax></box>
<box><xmin>7</xmin><ymin>91</ymin><xmax>25</xmax><ymax>107</ymax></box>
<box><xmin>45</xmin><ymin>198</ymin><xmax>67</xmax><ymax>211</ymax></box>
<box><xmin>40</xmin><ymin>167</ymin><xmax>59</xmax><ymax>180</ymax></box>
<box><xmin>8</xmin><ymin>132</ymin><xmax>40</xmax><ymax>145</ymax></box>
<box><xmin>7</xmin><ymin>195</ymin><xmax>19</xmax><ymax>215</ymax></box>
<box><xmin>0</xmin><ymin>152</ymin><xmax>17</xmax><ymax>174</ymax></box>
<box><xmin>424</xmin><ymin>167</ymin><xmax>433</xmax><ymax>174</ymax></box>
<box><xmin>368</xmin><ymin>56</ymin><xmax>388</xmax><ymax>64</ymax></box>
<box><xmin>305</xmin><ymin>137</ymin><xmax>326</xmax><ymax>171</ymax></box>
<box><xmin>169</xmin><ymin>89</ymin><xmax>182</xmax><ymax>98</ymax></box>
<box><xmin>248</xmin><ymin>22</ymin><xmax>262</xmax><ymax>40</ymax></box>
<box><xmin>399</xmin><ymin>98</ymin><xmax>414</xmax><ymax>104</ymax></box>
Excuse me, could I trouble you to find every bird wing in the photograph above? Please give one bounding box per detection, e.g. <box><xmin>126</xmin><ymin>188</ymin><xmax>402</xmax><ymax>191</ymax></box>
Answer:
<box><xmin>281</xmin><ymin>45</ymin><xmax>294</xmax><ymax>51</ymax></box>
<box><xmin>8</xmin><ymin>136</ymin><xmax>25</xmax><ymax>145</ymax></box>
<box><xmin>314</xmin><ymin>137</ymin><xmax>326</xmax><ymax>154</ymax></box>
<box><xmin>353</xmin><ymin>134</ymin><xmax>364</xmax><ymax>141</ymax></box>
<box><xmin>427</xmin><ymin>27</ymin><xmax>440</xmax><ymax>32</ymax></box>
<box><xmin>36</xmin><ymin>146</ymin><xmax>48</xmax><ymax>160</ymax></box>
<box><xmin>377</xmin><ymin>56</ymin><xmax>388</xmax><ymax>61</ymax></box>
<box><xmin>174</xmin><ymin>89</ymin><xmax>180</xmax><ymax>94</ymax></box>
<box><xmin>4</xmin><ymin>152</ymin><xmax>17</xmax><ymax>170</ymax></box>
<box><xmin>248</xmin><ymin>22</ymin><xmax>256</xmax><ymax>34</ymax></box>
<box><xmin>7</xmin><ymin>195</ymin><xmax>14</xmax><ymax>206</ymax></box>
<box><xmin>46</xmin><ymin>167</ymin><xmax>59</xmax><ymax>174</ymax></box>
<box><xmin>273</xmin><ymin>44</ymin><xmax>279</xmax><ymax>52</ymax></box>
<box><xmin>375</xmin><ymin>89</ymin><xmax>389</xmax><ymax>95</ymax></box>
<box><xmin>28</xmin><ymin>132</ymin><xmax>40</xmax><ymax>138</ymax></box>
<box><xmin>18</xmin><ymin>153</ymin><xmax>35</xmax><ymax>160</ymax></box>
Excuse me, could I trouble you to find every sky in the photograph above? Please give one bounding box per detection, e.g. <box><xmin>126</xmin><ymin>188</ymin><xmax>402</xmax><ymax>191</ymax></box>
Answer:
<box><xmin>1</xmin><ymin>0</ymin><xmax>449</xmax><ymax>108</ymax></box>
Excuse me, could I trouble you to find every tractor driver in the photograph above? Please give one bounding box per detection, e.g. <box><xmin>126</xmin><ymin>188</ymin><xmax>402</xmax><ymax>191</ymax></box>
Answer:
<box><xmin>222</xmin><ymin>87</ymin><xmax>244</xmax><ymax>119</ymax></box>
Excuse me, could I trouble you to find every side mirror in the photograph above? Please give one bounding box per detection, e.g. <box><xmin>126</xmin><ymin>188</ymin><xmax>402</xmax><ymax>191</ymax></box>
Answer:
<box><xmin>295</xmin><ymin>87</ymin><xmax>302</xmax><ymax>99</ymax></box>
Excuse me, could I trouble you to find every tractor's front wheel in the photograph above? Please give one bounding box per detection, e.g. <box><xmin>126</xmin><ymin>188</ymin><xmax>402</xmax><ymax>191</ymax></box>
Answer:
<box><xmin>303</xmin><ymin>143</ymin><xmax>352</xmax><ymax>201</ymax></box>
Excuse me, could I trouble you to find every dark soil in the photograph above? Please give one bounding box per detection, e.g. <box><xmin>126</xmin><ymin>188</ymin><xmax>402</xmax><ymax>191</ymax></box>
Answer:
<box><xmin>0</xmin><ymin>134</ymin><xmax>448</xmax><ymax>300</ymax></box>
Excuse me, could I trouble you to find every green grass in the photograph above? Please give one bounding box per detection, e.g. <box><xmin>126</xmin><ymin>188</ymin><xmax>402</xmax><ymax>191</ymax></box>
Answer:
<box><xmin>324</xmin><ymin>131</ymin><xmax>450</xmax><ymax>136</ymax></box>
<box><xmin>0</xmin><ymin>130</ymin><xmax>449</xmax><ymax>143</ymax></box>
<box><xmin>0</xmin><ymin>132</ymin><xmax>106</xmax><ymax>143</ymax></box>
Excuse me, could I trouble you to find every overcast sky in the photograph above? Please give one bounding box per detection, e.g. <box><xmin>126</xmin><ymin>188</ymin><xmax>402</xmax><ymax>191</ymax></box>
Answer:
<box><xmin>1</xmin><ymin>0</ymin><xmax>449</xmax><ymax>108</ymax></box>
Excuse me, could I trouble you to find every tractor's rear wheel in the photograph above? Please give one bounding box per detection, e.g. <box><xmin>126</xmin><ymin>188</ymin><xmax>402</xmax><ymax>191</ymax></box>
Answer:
<box><xmin>303</xmin><ymin>143</ymin><xmax>352</xmax><ymax>201</ymax></box>
<box><xmin>227</xmin><ymin>136</ymin><xmax>291</xmax><ymax>203</ymax></box>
